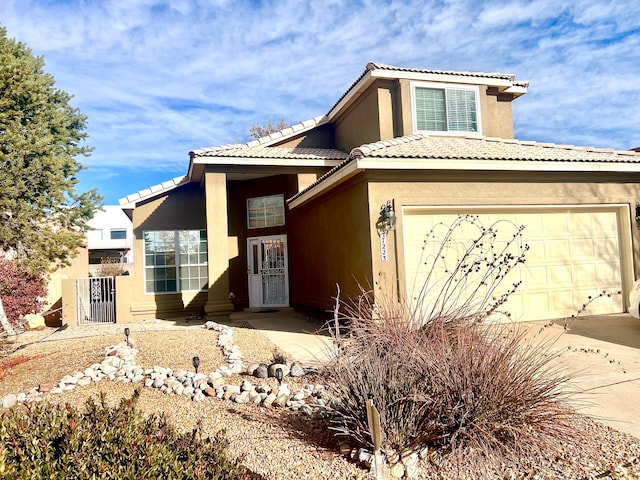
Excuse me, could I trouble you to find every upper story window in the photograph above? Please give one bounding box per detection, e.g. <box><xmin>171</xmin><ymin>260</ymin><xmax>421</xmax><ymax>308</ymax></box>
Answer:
<box><xmin>247</xmin><ymin>195</ymin><xmax>285</xmax><ymax>229</ymax></box>
<box><xmin>110</xmin><ymin>228</ymin><xmax>127</xmax><ymax>240</ymax></box>
<box><xmin>411</xmin><ymin>82</ymin><xmax>481</xmax><ymax>135</ymax></box>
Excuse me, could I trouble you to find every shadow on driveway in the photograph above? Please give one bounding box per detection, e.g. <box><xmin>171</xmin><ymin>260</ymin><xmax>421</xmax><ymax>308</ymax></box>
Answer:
<box><xmin>552</xmin><ymin>313</ymin><xmax>640</xmax><ymax>349</ymax></box>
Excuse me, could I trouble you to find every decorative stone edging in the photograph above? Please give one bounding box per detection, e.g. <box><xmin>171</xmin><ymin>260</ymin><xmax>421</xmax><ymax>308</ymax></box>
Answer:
<box><xmin>1</xmin><ymin>321</ymin><xmax>328</xmax><ymax>413</ymax></box>
<box><xmin>0</xmin><ymin>320</ymin><xmax>419</xmax><ymax>479</ymax></box>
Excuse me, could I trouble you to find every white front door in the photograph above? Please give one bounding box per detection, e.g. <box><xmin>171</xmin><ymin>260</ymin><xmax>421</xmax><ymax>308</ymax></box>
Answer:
<box><xmin>247</xmin><ymin>235</ymin><xmax>289</xmax><ymax>308</ymax></box>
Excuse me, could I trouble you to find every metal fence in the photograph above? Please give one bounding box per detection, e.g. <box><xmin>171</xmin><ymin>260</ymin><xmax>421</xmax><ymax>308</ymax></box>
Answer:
<box><xmin>76</xmin><ymin>277</ymin><xmax>116</xmax><ymax>325</ymax></box>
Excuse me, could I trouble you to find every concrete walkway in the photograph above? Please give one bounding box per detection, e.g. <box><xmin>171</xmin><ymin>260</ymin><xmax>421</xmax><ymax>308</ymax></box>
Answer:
<box><xmin>231</xmin><ymin>309</ymin><xmax>335</xmax><ymax>366</ymax></box>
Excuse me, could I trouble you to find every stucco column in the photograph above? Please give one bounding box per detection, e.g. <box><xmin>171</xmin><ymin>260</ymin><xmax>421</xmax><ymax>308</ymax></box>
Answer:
<box><xmin>204</xmin><ymin>172</ymin><xmax>234</xmax><ymax>318</ymax></box>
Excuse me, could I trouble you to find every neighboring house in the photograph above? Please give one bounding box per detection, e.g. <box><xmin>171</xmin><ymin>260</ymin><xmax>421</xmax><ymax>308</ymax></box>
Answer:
<box><xmin>86</xmin><ymin>206</ymin><xmax>133</xmax><ymax>275</ymax></box>
<box><xmin>119</xmin><ymin>62</ymin><xmax>640</xmax><ymax>323</ymax></box>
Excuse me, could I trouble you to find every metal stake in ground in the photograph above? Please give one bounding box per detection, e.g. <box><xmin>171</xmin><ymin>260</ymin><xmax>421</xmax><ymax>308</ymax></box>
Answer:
<box><xmin>192</xmin><ymin>356</ymin><xmax>200</xmax><ymax>374</ymax></box>
<box><xmin>366</xmin><ymin>398</ymin><xmax>388</xmax><ymax>479</ymax></box>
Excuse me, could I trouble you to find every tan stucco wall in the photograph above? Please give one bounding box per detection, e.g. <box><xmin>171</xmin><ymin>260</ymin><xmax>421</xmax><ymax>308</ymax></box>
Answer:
<box><xmin>365</xmin><ymin>170</ymin><xmax>640</xmax><ymax>308</ymax></box>
<box><xmin>272</xmin><ymin>124</ymin><xmax>336</xmax><ymax>149</ymax></box>
<box><xmin>479</xmin><ymin>89</ymin><xmax>515</xmax><ymax>138</ymax></box>
<box><xmin>130</xmin><ymin>182</ymin><xmax>208</xmax><ymax>320</ymax></box>
<box><xmin>288</xmin><ymin>169</ymin><xmax>640</xmax><ymax>316</ymax></box>
<box><xmin>288</xmin><ymin>176</ymin><xmax>373</xmax><ymax>312</ymax></box>
<box><xmin>47</xmin><ymin>245</ymin><xmax>88</xmax><ymax>326</ymax></box>
<box><xmin>334</xmin><ymin>83</ymin><xmax>385</xmax><ymax>152</ymax></box>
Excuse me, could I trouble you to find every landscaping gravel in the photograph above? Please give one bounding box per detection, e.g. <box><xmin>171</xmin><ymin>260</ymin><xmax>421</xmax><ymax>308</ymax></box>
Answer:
<box><xmin>1</xmin><ymin>320</ymin><xmax>640</xmax><ymax>479</ymax></box>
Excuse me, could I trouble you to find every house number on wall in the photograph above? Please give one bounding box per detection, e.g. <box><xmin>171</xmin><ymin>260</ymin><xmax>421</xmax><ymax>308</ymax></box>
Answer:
<box><xmin>380</xmin><ymin>232</ymin><xmax>388</xmax><ymax>262</ymax></box>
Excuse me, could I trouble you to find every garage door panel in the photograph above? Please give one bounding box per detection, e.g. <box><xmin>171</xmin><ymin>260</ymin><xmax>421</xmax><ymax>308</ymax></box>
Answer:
<box><xmin>596</xmin><ymin>263</ymin><xmax>620</xmax><ymax>284</ymax></box>
<box><xmin>595</xmin><ymin>239</ymin><xmax>621</xmax><ymax>257</ymax></box>
<box><xmin>544</xmin><ymin>214</ymin><xmax>569</xmax><ymax>234</ymax></box>
<box><xmin>572</xmin><ymin>239</ymin><xmax>595</xmax><ymax>257</ymax></box>
<box><xmin>524</xmin><ymin>292</ymin><xmax>550</xmax><ymax>313</ymax></box>
<box><xmin>546</xmin><ymin>239</ymin><xmax>571</xmax><ymax>259</ymax></box>
<box><xmin>549</xmin><ymin>291</ymin><xmax>575</xmax><ymax>314</ymax></box>
<box><xmin>573</xmin><ymin>263</ymin><xmax>598</xmax><ymax>284</ymax></box>
<box><xmin>549</xmin><ymin>264</ymin><xmax>573</xmax><ymax>286</ymax></box>
<box><xmin>522</xmin><ymin>265</ymin><xmax>547</xmax><ymax>287</ymax></box>
<box><xmin>526</xmin><ymin>239</ymin><xmax>546</xmax><ymax>259</ymax></box>
<box><xmin>568</xmin><ymin>213</ymin><xmax>593</xmax><ymax>233</ymax></box>
<box><xmin>403</xmin><ymin>207</ymin><xmax>623</xmax><ymax>322</ymax></box>
<box><xmin>591</xmin><ymin>212</ymin><xmax>618</xmax><ymax>231</ymax></box>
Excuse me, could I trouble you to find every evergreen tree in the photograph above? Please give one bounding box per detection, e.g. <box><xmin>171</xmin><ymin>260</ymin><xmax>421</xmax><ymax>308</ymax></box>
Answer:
<box><xmin>0</xmin><ymin>27</ymin><xmax>101</xmax><ymax>275</ymax></box>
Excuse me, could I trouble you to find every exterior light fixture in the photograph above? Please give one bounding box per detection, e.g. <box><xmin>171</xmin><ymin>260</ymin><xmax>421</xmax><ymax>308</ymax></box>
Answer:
<box><xmin>124</xmin><ymin>327</ymin><xmax>130</xmax><ymax>346</ymax></box>
<box><xmin>275</xmin><ymin>367</ymin><xmax>283</xmax><ymax>385</ymax></box>
<box><xmin>375</xmin><ymin>200</ymin><xmax>396</xmax><ymax>236</ymax></box>
<box><xmin>192</xmin><ymin>356</ymin><xmax>200</xmax><ymax>374</ymax></box>
<box><xmin>636</xmin><ymin>203</ymin><xmax>640</xmax><ymax>228</ymax></box>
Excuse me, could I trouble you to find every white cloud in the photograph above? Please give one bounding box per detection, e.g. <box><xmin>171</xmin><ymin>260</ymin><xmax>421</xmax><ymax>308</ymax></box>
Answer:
<box><xmin>1</xmin><ymin>0</ymin><xmax>639</xmax><ymax>202</ymax></box>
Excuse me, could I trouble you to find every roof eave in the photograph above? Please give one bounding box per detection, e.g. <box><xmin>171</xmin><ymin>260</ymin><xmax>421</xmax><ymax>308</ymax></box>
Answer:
<box><xmin>288</xmin><ymin>156</ymin><xmax>639</xmax><ymax>208</ymax></box>
<box><xmin>354</xmin><ymin>157</ymin><xmax>640</xmax><ymax>172</ymax></box>
<box><xmin>118</xmin><ymin>175</ymin><xmax>189</xmax><ymax>209</ymax></box>
<box><xmin>288</xmin><ymin>160</ymin><xmax>360</xmax><ymax>209</ymax></box>
<box><xmin>191</xmin><ymin>156</ymin><xmax>342</xmax><ymax>168</ymax></box>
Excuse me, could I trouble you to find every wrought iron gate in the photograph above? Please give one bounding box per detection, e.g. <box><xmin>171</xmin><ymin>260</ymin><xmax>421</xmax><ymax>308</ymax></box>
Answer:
<box><xmin>77</xmin><ymin>277</ymin><xmax>116</xmax><ymax>325</ymax></box>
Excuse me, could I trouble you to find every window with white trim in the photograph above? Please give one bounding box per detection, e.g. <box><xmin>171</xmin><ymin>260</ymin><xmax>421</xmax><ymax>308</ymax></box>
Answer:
<box><xmin>110</xmin><ymin>228</ymin><xmax>127</xmax><ymax>240</ymax></box>
<box><xmin>144</xmin><ymin>230</ymin><xmax>208</xmax><ymax>294</ymax></box>
<box><xmin>247</xmin><ymin>195</ymin><xmax>285</xmax><ymax>229</ymax></box>
<box><xmin>412</xmin><ymin>82</ymin><xmax>480</xmax><ymax>135</ymax></box>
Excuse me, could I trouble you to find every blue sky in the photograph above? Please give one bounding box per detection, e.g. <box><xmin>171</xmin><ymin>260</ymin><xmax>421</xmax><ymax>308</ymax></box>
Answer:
<box><xmin>1</xmin><ymin>0</ymin><xmax>639</xmax><ymax>205</ymax></box>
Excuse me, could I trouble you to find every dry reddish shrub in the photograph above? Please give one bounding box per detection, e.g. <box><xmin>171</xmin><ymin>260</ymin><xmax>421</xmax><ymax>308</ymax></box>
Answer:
<box><xmin>326</xmin><ymin>294</ymin><xmax>581</xmax><ymax>477</ymax></box>
<box><xmin>324</xmin><ymin>216</ymin><xmax>582</xmax><ymax>477</ymax></box>
<box><xmin>0</xmin><ymin>258</ymin><xmax>46</xmax><ymax>326</ymax></box>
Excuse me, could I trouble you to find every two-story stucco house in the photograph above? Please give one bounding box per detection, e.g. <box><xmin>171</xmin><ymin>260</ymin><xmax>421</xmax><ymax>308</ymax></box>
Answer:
<box><xmin>119</xmin><ymin>62</ymin><xmax>640</xmax><ymax>323</ymax></box>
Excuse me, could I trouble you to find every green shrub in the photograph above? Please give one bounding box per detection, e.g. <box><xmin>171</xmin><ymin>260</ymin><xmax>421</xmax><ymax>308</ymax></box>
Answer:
<box><xmin>0</xmin><ymin>389</ymin><xmax>262</xmax><ymax>479</ymax></box>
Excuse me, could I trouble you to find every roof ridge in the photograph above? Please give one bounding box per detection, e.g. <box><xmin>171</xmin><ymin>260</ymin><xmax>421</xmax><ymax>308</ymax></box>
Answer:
<box><xmin>191</xmin><ymin>115</ymin><xmax>328</xmax><ymax>156</ymax></box>
<box><xmin>119</xmin><ymin>175</ymin><xmax>188</xmax><ymax>206</ymax></box>
<box><xmin>350</xmin><ymin>134</ymin><xmax>429</xmax><ymax>158</ymax></box>
<box><xmin>190</xmin><ymin>143</ymin><xmax>248</xmax><ymax>156</ymax></box>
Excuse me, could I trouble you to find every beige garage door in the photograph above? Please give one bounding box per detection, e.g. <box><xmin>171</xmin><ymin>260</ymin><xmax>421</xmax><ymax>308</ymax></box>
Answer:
<box><xmin>403</xmin><ymin>207</ymin><xmax>624</xmax><ymax>322</ymax></box>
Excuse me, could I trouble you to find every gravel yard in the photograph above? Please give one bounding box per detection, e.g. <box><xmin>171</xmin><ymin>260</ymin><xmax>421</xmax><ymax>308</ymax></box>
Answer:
<box><xmin>2</xmin><ymin>320</ymin><xmax>640</xmax><ymax>479</ymax></box>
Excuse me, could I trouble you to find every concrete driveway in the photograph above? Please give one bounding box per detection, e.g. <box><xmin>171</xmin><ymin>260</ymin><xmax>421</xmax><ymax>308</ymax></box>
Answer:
<box><xmin>526</xmin><ymin>314</ymin><xmax>640</xmax><ymax>439</ymax></box>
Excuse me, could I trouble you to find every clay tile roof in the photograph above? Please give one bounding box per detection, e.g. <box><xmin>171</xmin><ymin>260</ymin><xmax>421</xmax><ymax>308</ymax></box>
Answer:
<box><xmin>366</xmin><ymin>62</ymin><xmax>519</xmax><ymax>82</ymax></box>
<box><xmin>190</xmin><ymin>145</ymin><xmax>347</xmax><ymax>161</ymax></box>
<box><xmin>289</xmin><ymin>135</ymin><xmax>640</xmax><ymax>205</ymax></box>
<box><xmin>119</xmin><ymin>175</ymin><xmax>188</xmax><ymax>206</ymax></box>
<box><xmin>349</xmin><ymin>134</ymin><xmax>640</xmax><ymax>163</ymax></box>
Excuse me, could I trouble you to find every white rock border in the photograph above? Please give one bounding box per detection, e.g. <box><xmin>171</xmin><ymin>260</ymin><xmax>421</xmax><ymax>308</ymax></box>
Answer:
<box><xmin>0</xmin><ymin>320</ymin><xmax>418</xmax><ymax>479</ymax></box>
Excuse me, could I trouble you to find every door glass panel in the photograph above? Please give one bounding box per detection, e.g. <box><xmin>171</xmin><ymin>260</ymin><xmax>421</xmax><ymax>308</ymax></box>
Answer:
<box><xmin>261</xmin><ymin>239</ymin><xmax>286</xmax><ymax>305</ymax></box>
<box><xmin>252</xmin><ymin>244</ymin><xmax>259</xmax><ymax>275</ymax></box>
